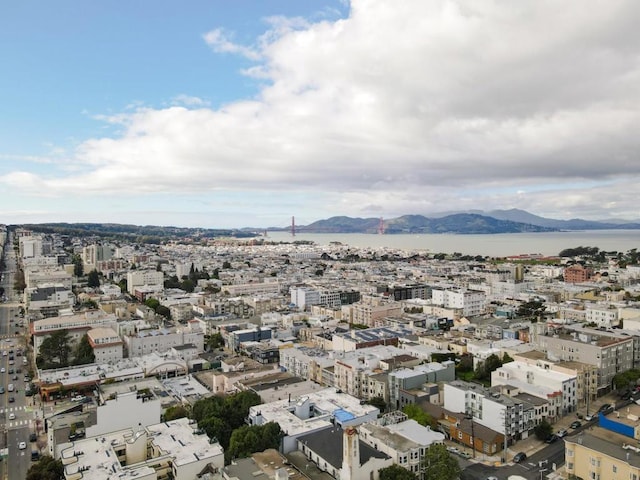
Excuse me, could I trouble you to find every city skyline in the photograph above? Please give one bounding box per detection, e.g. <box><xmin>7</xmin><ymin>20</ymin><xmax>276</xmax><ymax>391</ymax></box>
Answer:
<box><xmin>1</xmin><ymin>0</ymin><xmax>639</xmax><ymax>228</ymax></box>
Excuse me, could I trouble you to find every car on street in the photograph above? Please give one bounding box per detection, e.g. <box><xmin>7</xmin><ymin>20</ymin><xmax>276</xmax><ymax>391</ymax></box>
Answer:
<box><xmin>513</xmin><ymin>452</ymin><xmax>527</xmax><ymax>463</ymax></box>
<box><xmin>8</xmin><ymin>396</ymin><xmax>14</xmax><ymax>403</ymax></box>
<box><xmin>18</xmin><ymin>442</ymin><xmax>26</xmax><ymax>450</ymax></box>
<box><xmin>485</xmin><ymin>477</ymin><xmax>498</xmax><ymax>480</ymax></box>
<box><xmin>9</xmin><ymin>413</ymin><xmax>15</xmax><ymax>420</ymax></box>
<box><xmin>599</xmin><ymin>403</ymin><xmax>613</xmax><ymax>413</ymax></box>
<box><xmin>545</xmin><ymin>434</ymin><xmax>559</xmax><ymax>443</ymax></box>
<box><xmin>29</xmin><ymin>433</ymin><xmax>37</xmax><ymax>442</ymax></box>
<box><xmin>557</xmin><ymin>429</ymin><xmax>568</xmax><ymax>437</ymax></box>
<box><xmin>570</xmin><ymin>421</ymin><xmax>582</xmax><ymax>429</ymax></box>
<box><xmin>585</xmin><ymin>414</ymin><xmax>595</xmax><ymax>421</ymax></box>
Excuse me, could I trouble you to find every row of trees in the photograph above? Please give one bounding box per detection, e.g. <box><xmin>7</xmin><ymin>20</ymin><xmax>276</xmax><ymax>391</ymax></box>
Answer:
<box><xmin>455</xmin><ymin>352</ymin><xmax>514</xmax><ymax>384</ymax></box>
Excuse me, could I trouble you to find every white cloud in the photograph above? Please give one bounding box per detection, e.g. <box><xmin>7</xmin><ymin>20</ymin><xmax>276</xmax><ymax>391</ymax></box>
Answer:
<box><xmin>4</xmin><ymin>0</ymin><xmax>640</xmax><ymax>222</ymax></box>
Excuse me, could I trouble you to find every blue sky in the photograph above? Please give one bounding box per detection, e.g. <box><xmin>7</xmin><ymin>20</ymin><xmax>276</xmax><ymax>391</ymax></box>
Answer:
<box><xmin>2</xmin><ymin>1</ymin><xmax>640</xmax><ymax>228</ymax></box>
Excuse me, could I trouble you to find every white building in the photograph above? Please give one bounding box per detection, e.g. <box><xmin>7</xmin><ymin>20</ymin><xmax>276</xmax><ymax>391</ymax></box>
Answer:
<box><xmin>247</xmin><ymin>387</ymin><xmax>379</xmax><ymax>453</ymax></box>
<box><xmin>32</xmin><ymin>310</ymin><xmax>118</xmax><ymax>356</ymax></box>
<box><xmin>491</xmin><ymin>360</ymin><xmax>577</xmax><ymax>418</ymax></box>
<box><xmin>431</xmin><ymin>289</ymin><xmax>486</xmax><ymax>317</ymax></box>
<box><xmin>126</xmin><ymin>270</ymin><xmax>164</xmax><ymax>295</ymax></box>
<box><xmin>585</xmin><ymin>305</ymin><xmax>620</xmax><ymax>328</ymax></box>
<box><xmin>124</xmin><ymin>322</ymin><xmax>204</xmax><ymax>358</ymax></box>
<box><xmin>87</xmin><ymin>327</ymin><xmax>124</xmax><ymax>364</ymax></box>
<box><xmin>360</xmin><ymin>418</ymin><xmax>444</xmax><ymax>476</ymax></box>
<box><xmin>444</xmin><ymin>380</ymin><xmax>527</xmax><ymax>439</ymax></box>
<box><xmin>59</xmin><ymin>417</ymin><xmax>224</xmax><ymax>480</ymax></box>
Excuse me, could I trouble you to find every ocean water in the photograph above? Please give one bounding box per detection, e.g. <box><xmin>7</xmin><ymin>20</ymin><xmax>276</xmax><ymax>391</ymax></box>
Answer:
<box><xmin>264</xmin><ymin>230</ymin><xmax>640</xmax><ymax>257</ymax></box>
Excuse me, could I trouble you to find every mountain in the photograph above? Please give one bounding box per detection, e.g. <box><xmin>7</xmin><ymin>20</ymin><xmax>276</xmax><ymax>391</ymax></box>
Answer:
<box><xmin>291</xmin><ymin>213</ymin><xmax>557</xmax><ymax>234</ymax></box>
<box><xmin>487</xmin><ymin>209</ymin><xmax>640</xmax><ymax>230</ymax></box>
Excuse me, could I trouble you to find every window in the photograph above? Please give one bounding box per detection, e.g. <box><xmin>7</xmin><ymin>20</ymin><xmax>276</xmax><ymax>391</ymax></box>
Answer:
<box><xmin>458</xmin><ymin>431</ymin><xmax>463</xmax><ymax>439</ymax></box>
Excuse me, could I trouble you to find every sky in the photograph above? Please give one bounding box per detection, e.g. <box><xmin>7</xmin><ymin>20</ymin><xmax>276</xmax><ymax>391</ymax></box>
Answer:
<box><xmin>1</xmin><ymin>0</ymin><xmax>640</xmax><ymax>229</ymax></box>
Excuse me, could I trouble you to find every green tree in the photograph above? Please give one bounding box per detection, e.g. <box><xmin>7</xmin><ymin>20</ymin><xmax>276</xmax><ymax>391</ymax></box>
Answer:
<box><xmin>226</xmin><ymin>422</ymin><xmax>283</xmax><ymax>462</ymax></box>
<box><xmin>72</xmin><ymin>254</ymin><xmax>84</xmax><ymax>277</ymax></box>
<box><xmin>73</xmin><ymin>334</ymin><xmax>95</xmax><ymax>365</ymax></box>
<box><xmin>13</xmin><ymin>269</ymin><xmax>26</xmax><ymax>292</ymax></box>
<box><xmin>163</xmin><ymin>405</ymin><xmax>189</xmax><ymax>421</ymax></box>
<box><xmin>420</xmin><ymin>443</ymin><xmax>461</xmax><ymax>480</ymax></box>
<box><xmin>192</xmin><ymin>390</ymin><xmax>262</xmax><ymax>450</ymax></box>
<box><xmin>145</xmin><ymin>298</ymin><xmax>160</xmax><ymax>310</ymax></box>
<box><xmin>379</xmin><ymin>464</ymin><xmax>416</xmax><ymax>480</ymax></box>
<box><xmin>87</xmin><ymin>269</ymin><xmax>100</xmax><ymax>288</ymax></box>
<box><xmin>474</xmin><ymin>353</ymin><xmax>502</xmax><ymax>382</ymax></box>
<box><xmin>26</xmin><ymin>455</ymin><xmax>65</xmax><ymax>480</ymax></box>
<box><xmin>517</xmin><ymin>300</ymin><xmax>547</xmax><ymax>321</ymax></box>
<box><xmin>402</xmin><ymin>404</ymin><xmax>437</xmax><ymax>429</ymax></box>
<box><xmin>222</xmin><ymin>260</ymin><xmax>232</xmax><ymax>269</ymax></box>
<box><xmin>37</xmin><ymin>330</ymin><xmax>72</xmax><ymax>369</ymax></box>
<box><xmin>534</xmin><ymin>419</ymin><xmax>553</xmax><ymax>441</ymax></box>
<box><xmin>156</xmin><ymin>305</ymin><xmax>171</xmax><ymax>319</ymax></box>
<box><xmin>206</xmin><ymin>333</ymin><xmax>224</xmax><ymax>350</ymax></box>
<box><xmin>502</xmin><ymin>352</ymin><xmax>514</xmax><ymax>364</ymax></box>
<box><xmin>181</xmin><ymin>278</ymin><xmax>195</xmax><ymax>293</ymax></box>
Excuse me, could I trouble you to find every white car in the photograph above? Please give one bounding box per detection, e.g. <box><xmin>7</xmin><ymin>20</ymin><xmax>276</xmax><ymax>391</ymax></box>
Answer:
<box><xmin>18</xmin><ymin>441</ymin><xmax>26</xmax><ymax>450</ymax></box>
<box><xmin>0</xmin><ymin>367</ymin><xmax>5</xmax><ymax>373</ymax></box>
<box><xmin>9</xmin><ymin>413</ymin><xmax>15</xmax><ymax>420</ymax></box>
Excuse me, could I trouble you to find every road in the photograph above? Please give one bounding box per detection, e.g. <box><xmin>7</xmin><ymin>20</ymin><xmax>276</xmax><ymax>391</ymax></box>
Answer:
<box><xmin>461</xmin><ymin>438</ymin><xmax>565</xmax><ymax>480</ymax></box>
<box><xmin>0</xmin><ymin>233</ymin><xmax>31</xmax><ymax>480</ymax></box>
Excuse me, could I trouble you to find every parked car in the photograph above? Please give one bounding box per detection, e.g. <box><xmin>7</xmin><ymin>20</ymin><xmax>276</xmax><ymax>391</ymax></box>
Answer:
<box><xmin>513</xmin><ymin>452</ymin><xmax>527</xmax><ymax>463</ymax></box>
<box><xmin>570</xmin><ymin>421</ymin><xmax>582</xmax><ymax>429</ymax></box>
<box><xmin>556</xmin><ymin>429</ymin><xmax>568</xmax><ymax>438</ymax></box>
<box><xmin>545</xmin><ymin>434</ymin><xmax>559</xmax><ymax>444</ymax></box>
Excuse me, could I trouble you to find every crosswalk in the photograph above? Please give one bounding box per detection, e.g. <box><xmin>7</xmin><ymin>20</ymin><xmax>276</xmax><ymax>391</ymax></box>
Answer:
<box><xmin>0</xmin><ymin>405</ymin><xmax>31</xmax><ymax>428</ymax></box>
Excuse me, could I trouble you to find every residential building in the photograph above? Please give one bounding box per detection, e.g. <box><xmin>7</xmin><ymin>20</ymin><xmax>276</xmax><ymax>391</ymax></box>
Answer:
<box><xmin>431</xmin><ymin>289</ymin><xmax>486</xmax><ymax>317</ymax></box>
<box><xmin>59</xmin><ymin>417</ymin><xmax>224</xmax><ymax>480</ymax></box>
<box><xmin>126</xmin><ymin>270</ymin><xmax>164</xmax><ymax>295</ymax></box>
<box><xmin>87</xmin><ymin>327</ymin><xmax>124</xmax><ymax>364</ymax></box>
<box><xmin>444</xmin><ymin>380</ymin><xmax>527</xmax><ymax>439</ymax></box>
<box><xmin>563</xmin><ymin>265</ymin><xmax>593</xmax><ymax>283</ymax></box>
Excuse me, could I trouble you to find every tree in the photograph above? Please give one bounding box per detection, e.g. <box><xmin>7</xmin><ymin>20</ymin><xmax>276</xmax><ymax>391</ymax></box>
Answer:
<box><xmin>73</xmin><ymin>334</ymin><xmax>95</xmax><ymax>365</ymax></box>
<box><xmin>420</xmin><ymin>443</ymin><xmax>461</xmax><ymax>480</ymax></box>
<box><xmin>181</xmin><ymin>278</ymin><xmax>195</xmax><ymax>293</ymax></box>
<box><xmin>502</xmin><ymin>352</ymin><xmax>514</xmax><ymax>364</ymax></box>
<box><xmin>474</xmin><ymin>353</ymin><xmax>503</xmax><ymax>382</ymax></box>
<box><xmin>145</xmin><ymin>298</ymin><xmax>160</xmax><ymax>310</ymax></box>
<box><xmin>226</xmin><ymin>422</ymin><xmax>283</xmax><ymax>462</ymax></box>
<box><xmin>206</xmin><ymin>333</ymin><xmax>224</xmax><ymax>350</ymax></box>
<box><xmin>37</xmin><ymin>330</ymin><xmax>72</xmax><ymax>369</ymax></box>
<box><xmin>534</xmin><ymin>419</ymin><xmax>553</xmax><ymax>441</ymax></box>
<box><xmin>163</xmin><ymin>405</ymin><xmax>189</xmax><ymax>421</ymax></box>
<box><xmin>156</xmin><ymin>305</ymin><xmax>171</xmax><ymax>319</ymax></box>
<box><xmin>26</xmin><ymin>455</ymin><xmax>64</xmax><ymax>480</ymax></box>
<box><xmin>517</xmin><ymin>300</ymin><xmax>547</xmax><ymax>321</ymax></box>
<box><xmin>87</xmin><ymin>269</ymin><xmax>100</xmax><ymax>288</ymax></box>
<box><xmin>402</xmin><ymin>404</ymin><xmax>437</xmax><ymax>429</ymax></box>
<box><xmin>72</xmin><ymin>254</ymin><xmax>84</xmax><ymax>277</ymax></box>
<box><xmin>192</xmin><ymin>390</ymin><xmax>261</xmax><ymax>450</ymax></box>
<box><xmin>379</xmin><ymin>464</ymin><xmax>416</xmax><ymax>480</ymax></box>
<box><xmin>222</xmin><ymin>261</ymin><xmax>232</xmax><ymax>269</ymax></box>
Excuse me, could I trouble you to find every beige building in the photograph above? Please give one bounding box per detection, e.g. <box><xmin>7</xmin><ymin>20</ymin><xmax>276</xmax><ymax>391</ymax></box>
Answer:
<box><xmin>87</xmin><ymin>327</ymin><xmax>124</xmax><ymax>364</ymax></box>
<box><xmin>565</xmin><ymin>429</ymin><xmax>640</xmax><ymax>480</ymax></box>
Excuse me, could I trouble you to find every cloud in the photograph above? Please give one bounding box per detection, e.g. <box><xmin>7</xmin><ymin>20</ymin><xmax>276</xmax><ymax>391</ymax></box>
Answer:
<box><xmin>202</xmin><ymin>28</ymin><xmax>261</xmax><ymax>60</ymax></box>
<box><xmin>5</xmin><ymin>0</ymin><xmax>640</xmax><ymax>222</ymax></box>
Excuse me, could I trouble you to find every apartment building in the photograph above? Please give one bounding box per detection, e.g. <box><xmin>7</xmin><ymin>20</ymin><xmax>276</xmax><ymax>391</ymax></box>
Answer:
<box><xmin>126</xmin><ymin>270</ymin><xmax>164</xmax><ymax>295</ymax></box>
<box><xmin>585</xmin><ymin>304</ymin><xmax>620</xmax><ymax>328</ymax></box>
<box><xmin>359</xmin><ymin>418</ymin><xmax>444</xmax><ymax>477</ymax></box>
<box><xmin>431</xmin><ymin>289</ymin><xmax>486</xmax><ymax>317</ymax></box>
<box><xmin>87</xmin><ymin>327</ymin><xmax>124</xmax><ymax>364</ymax></box>
<box><xmin>59</xmin><ymin>418</ymin><xmax>224</xmax><ymax>480</ymax></box>
<box><xmin>563</xmin><ymin>264</ymin><xmax>593</xmax><ymax>283</ymax></box>
<box><xmin>533</xmin><ymin>325</ymin><xmax>633</xmax><ymax>395</ymax></box>
<box><xmin>491</xmin><ymin>360</ymin><xmax>577</xmax><ymax>418</ymax></box>
<box><xmin>565</xmin><ymin>429</ymin><xmax>640</xmax><ymax>480</ymax></box>
<box><xmin>444</xmin><ymin>380</ymin><xmax>527</xmax><ymax>440</ymax></box>
<box><xmin>32</xmin><ymin>310</ymin><xmax>118</xmax><ymax>355</ymax></box>
<box><xmin>124</xmin><ymin>322</ymin><xmax>204</xmax><ymax>358</ymax></box>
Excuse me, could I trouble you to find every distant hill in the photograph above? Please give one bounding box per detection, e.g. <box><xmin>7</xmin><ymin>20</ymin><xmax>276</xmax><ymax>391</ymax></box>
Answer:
<box><xmin>285</xmin><ymin>213</ymin><xmax>557</xmax><ymax>234</ymax></box>
<box><xmin>487</xmin><ymin>209</ymin><xmax>640</xmax><ymax>230</ymax></box>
